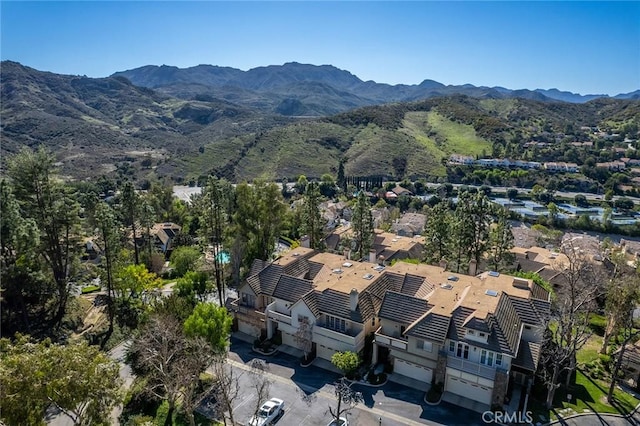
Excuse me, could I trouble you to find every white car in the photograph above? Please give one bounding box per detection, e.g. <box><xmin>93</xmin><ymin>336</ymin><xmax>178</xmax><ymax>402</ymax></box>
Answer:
<box><xmin>326</xmin><ymin>417</ymin><xmax>348</xmax><ymax>426</ymax></box>
<box><xmin>247</xmin><ymin>398</ymin><xmax>285</xmax><ymax>426</ymax></box>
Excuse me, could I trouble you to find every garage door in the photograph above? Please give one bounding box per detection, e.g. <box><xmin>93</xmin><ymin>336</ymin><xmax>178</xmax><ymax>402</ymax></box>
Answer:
<box><xmin>281</xmin><ymin>332</ymin><xmax>296</xmax><ymax>348</ymax></box>
<box><xmin>394</xmin><ymin>359</ymin><xmax>432</xmax><ymax>383</ymax></box>
<box><xmin>316</xmin><ymin>344</ymin><xmax>335</xmax><ymax>361</ymax></box>
<box><xmin>238</xmin><ymin>321</ymin><xmax>260</xmax><ymax>338</ymax></box>
<box><xmin>446</xmin><ymin>375</ymin><xmax>492</xmax><ymax>405</ymax></box>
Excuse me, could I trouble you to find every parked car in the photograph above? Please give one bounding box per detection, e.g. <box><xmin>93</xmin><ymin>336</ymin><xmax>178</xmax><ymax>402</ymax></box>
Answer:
<box><xmin>247</xmin><ymin>398</ymin><xmax>285</xmax><ymax>426</ymax></box>
<box><xmin>326</xmin><ymin>417</ymin><xmax>348</xmax><ymax>426</ymax></box>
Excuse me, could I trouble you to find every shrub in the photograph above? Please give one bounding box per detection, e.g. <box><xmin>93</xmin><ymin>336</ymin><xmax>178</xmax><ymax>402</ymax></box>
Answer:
<box><xmin>81</xmin><ymin>285</ymin><xmax>101</xmax><ymax>294</ymax></box>
<box><xmin>599</xmin><ymin>354</ymin><xmax>612</xmax><ymax>371</ymax></box>
<box><xmin>367</xmin><ymin>372</ymin><xmax>387</xmax><ymax>385</ymax></box>
<box><xmin>589</xmin><ymin>314</ymin><xmax>606</xmax><ymax>336</ymax></box>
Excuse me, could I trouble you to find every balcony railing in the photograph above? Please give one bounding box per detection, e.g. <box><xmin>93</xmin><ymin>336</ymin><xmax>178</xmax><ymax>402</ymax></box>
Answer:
<box><xmin>265</xmin><ymin>301</ymin><xmax>292</xmax><ymax>326</ymax></box>
<box><xmin>267</xmin><ymin>309</ymin><xmax>292</xmax><ymax>325</ymax></box>
<box><xmin>229</xmin><ymin>300</ymin><xmax>266</xmax><ymax>320</ymax></box>
<box><xmin>313</xmin><ymin>324</ymin><xmax>365</xmax><ymax>350</ymax></box>
<box><xmin>447</xmin><ymin>356</ymin><xmax>497</xmax><ymax>380</ymax></box>
<box><xmin>374</xmin><ymin>330</ymin><xmax>408</xmax><ymax>351</ymax></box>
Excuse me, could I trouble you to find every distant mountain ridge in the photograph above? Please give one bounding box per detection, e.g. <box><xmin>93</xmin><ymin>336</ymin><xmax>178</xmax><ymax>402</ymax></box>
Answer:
<box><xmin>2</xmin><ymin>60</ymin><xmax>639</xmax><ymax>183</ymax></box>
<box><xmin>112</xmin><ymin>62</ymin><xmax>639</xmax><ymax>116</ymax></box>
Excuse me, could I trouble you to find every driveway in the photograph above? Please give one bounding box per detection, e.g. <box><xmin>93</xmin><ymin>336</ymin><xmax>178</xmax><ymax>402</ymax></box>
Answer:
<box><xmin>228</xmin><ymin>337</ymin><xmax>483</xmax><ymax>426</ymax></box>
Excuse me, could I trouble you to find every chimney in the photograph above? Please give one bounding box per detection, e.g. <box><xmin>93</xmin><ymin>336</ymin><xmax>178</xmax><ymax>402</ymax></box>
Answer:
<box><xmin>468</xmin><ymin>259</ymin><xmax>477</xmax><ymax>276</ymax></box>
<box><xmin>300</xmin><ymin>235</ymin><xmax>310</xmax><ymax>248</ymax></box>
<box><xmin>439</xmin><ymin>257</ymin><xmax>447</xmax><ymax>271</ymax></box>
<box><xmin>350</xmin><ymin>288</ymin><xmax>359</xmax><ymax>312</ymax></box>
<box><xmin>369</xmin><ymin>249</ymin><xmax>377</xmax><ymax>264</ymax></box>
<box><xmin>343</xmin><ymin>249</ymin><xmax>351</xmax><ymax>260</ymax></box>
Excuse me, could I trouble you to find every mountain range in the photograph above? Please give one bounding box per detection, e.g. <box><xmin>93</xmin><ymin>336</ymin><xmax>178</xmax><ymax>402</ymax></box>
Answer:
<box><xmin>1</xmin><ymin>60</ymin><xmax>639</xmax><ymax>182</ymax></box>
<box><xmin>112</xmin><ymin>62</ymin><xmax>640</xmax><ymax>116</ymax></box>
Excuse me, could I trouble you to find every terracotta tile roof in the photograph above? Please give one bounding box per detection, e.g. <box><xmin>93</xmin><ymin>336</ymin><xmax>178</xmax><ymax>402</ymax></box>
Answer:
<box><xmin>489</xmin><ymin>294</ymin><xmax>522</xmax><ymax>356</ymax></box>
<box><xmin>318</xmin><ymin>289</ymin><xmax>363</xmax><ymax>322</ymax></box>
<box><xmin>378</xmin><ymin>291</ymin><xmax>432</xmax><ymax>324</ymax></box>
<box><xmin>509</xmin><ymin>295</ymin><xmax>550</xmax><ymax>324</ymax></box>
<box><xmin>405</xmin><ymin>311</ymin><xmax>451</xmax><ymax>343</ymax></box>
<box><xmin>301</xmin><ymin>290</ymin><xmax>320</xmax><ymax>317</ymax></box>
<box><xmin>272</xmin><ymin>275</ymin><xmax>314</xmax><ymax>303</ymax></box>
<box><xmin>513</xmin><ymin>341</ymin><xmax>541</xmax><ymax>371</ymax></box>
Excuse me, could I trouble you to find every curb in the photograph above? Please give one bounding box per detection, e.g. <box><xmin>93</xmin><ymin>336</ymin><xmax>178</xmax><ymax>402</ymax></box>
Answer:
<box><xmin>346</xmin><ymin>377</ymin><xmax>388</xmax><ymax>388</ymax></box>
<box><xmin>543</xmin><ymin>402</ymin><xmax>640</xmax><ymax>426</ymax></box>
<box><xmin>252</xmin><ymin>346</ymin><xmax>279</xmax><ymax>356</ymax></box>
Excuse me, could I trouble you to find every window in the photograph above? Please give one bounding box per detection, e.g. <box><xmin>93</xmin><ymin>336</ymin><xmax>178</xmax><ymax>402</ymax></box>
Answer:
<box><xmin>372</xmin><ymin>317</ymin><xmax>376</xmax><ymax>326</ymax></box>
<box><xmin>298</xmin><ymin>315</ymin><xmax>309</xmax><ymax>324</ymax></box>
<box><xmin>496</xmin><ymin>354</ymin><xmax>503</xmax><ymax>366</ymax></box>
<box><xmin>479</xmin><ymin>332</ymin><xmax>486</xmax><ymax>338</ymax></box>
<box><xmin>456</xmin><ymin>343</ymin><xmax>469</xmax><ymax>359</ymax></box>
<box><xmin>449</xmin><ymin>341</ymin><xmax>455</xmax><ymax>352</ymax></box>
<box><xmin>400</xmin><ymin>326</ymin><xmax>406</xmax><ymax>336</ymax></box>
<box><xmin>481</xmin><ymin>350</ymin><xmax>496</xmax><ymax>366</ymax></box>
<box><xmin>241</xmin><ymin>293</ymin><xmax>255</xmax><ymax>308</ymax></box>
<box><xmin>467</xmin><ymin>330</ymin><xmax>475</xmax><ymax>335</ymax></box>
<box><xmin>524</xmin><ymin>325</ymin><xmax>532</xmax><ymax>330</ymax></box>
<box><xmin>422</xmin><ymin>341</ymin><xmax>433</xmax><ymax>352</ymax></box>
<box><xmin>327</xmin><ymin>315</ymin><xmax>346</xmax><ymax>332</ymax></box>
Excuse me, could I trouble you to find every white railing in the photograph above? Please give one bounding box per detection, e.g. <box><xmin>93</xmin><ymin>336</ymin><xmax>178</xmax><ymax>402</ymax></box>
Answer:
<box><xmin>267</xmin><ymin>310</ymin><xmax>292</xmax><ymax>325</ymax></box>
<box><xmin>230</xmin><ymin>300</ymin><xmax>265</xmax><ymax>319</ymax></box>
<box><xmin>313</xmin><ymin>325</ymin><xmax>365</xmax><ymax>351</ymax></box>
<box><xmin>374</xmin><ymin>330</ymin><xmax>408</xmax><ymax>351</ymax></box>
<box><xmin>447</xmin><ymin>357</ymin><xmax>496</xmax><ymax>380</ymax></box>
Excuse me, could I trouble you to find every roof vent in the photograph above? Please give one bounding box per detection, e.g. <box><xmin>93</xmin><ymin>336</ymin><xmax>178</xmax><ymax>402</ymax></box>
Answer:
<box><xmin>488</xmin><ymin>271</ymin><xmax>500</xmax><ymax>277</ymax></box>
<box><xmin>440</xmin><ymin>283</ymin><xmax>453</xmax><ymax>290</ymax></box>
<box><xmin>373</xmin><ymin>265</ymin><xmax>385</xmax><ymax>272</ymax></box>
<box><xmin>363</xmin><ymin>273</ymin><xmax>374</xmax><ymax>280</ymax></box>
<box><xmin>447</xmin><ymin>275</ymin><xmax>459</xmax><ymax>282</ymax></box>
<box><xmin>292</xmin><ymin>252</ymin><xmax>300</xmax><ymax>257</ymax></box>
<box><xmin>342</xmin><ymin>262</ymin><xmax>353</xmax><ymax>268</ymax></box>
<box><xmin>485</xmin><ymin>289</ymin><xmax>499</xmax><ymax>297</ymax></box>
<box><xmin>333</xmin><ymin>268</ymin><xmax>343</xmax><ymax>274</ymax></box>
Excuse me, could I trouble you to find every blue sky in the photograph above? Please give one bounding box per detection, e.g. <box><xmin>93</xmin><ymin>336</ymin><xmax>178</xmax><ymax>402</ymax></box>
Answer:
<box><xmin>2</xmin><ymin>1</ymin><xmax>639</xmax><ymax>95</ymax></box>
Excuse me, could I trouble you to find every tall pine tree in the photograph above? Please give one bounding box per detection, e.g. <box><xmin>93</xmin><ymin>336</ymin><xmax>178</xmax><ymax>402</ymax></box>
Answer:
<box><xmin>352</xmin><ymin>191</ymin><xmax>374</xmax><ymax>261</ymax></box>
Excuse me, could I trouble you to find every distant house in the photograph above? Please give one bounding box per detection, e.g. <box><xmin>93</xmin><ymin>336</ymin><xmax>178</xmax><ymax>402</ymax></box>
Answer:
<box><xmin>543</xmin><ymin>162</ymin><xmax>579</xmax><ymax>173</ymax></box>
<box><xmin>323</xmin><ymin>228</ymin><xmax>424</xmax><ymax>264</ymax></box>
<box><xmin>596</xmin><ymin>161</ymin><xmax>626</xmax><ymax>171</ymax></box>
<box><xmin>84</xmin><ymin>239</ymin><xmax>102</xmax><ymax>260</ymax></box>
<box><xmin>385</xmin><ymin>191</ymin><xmax>398</xmax><ymax>200</ymax></box>
<box><xmin>449</xmin><ymin>154</ymin><xmax>475</xmax><ymax>165</ymax></box>
<box><xmin>151</xmin><ymin>222</ymin><xmax>182</xmax><ymax>256</ymax></box>
<box><xmin>391</xmin><ymin>212</ymin><xmax>427</xmax><ymax>237</ymax></box>
<box><xmin>391</xmin><ymin>185</ymin><xmax>413</xmax><ymax>197</ymax></box>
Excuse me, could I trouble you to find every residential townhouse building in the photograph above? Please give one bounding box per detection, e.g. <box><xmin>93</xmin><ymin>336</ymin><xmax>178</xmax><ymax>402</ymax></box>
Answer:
<box><xmin>596</xmin><ymin>161</ymin><xmax>626</xmax><ymax>171</ymax></box>
<box><xmin>543</xmin><ymin>162</ymin><xmax>579</xmax><ymax>173</ymax></box>
<box><xmin>373</xmin><ymin>262</ymin><xmax>549</xmax><ymax>408</ymax></box>
<box><xmin>230</xmin><ymin>247</ymin><xmax>550</xmax><ymax>411</ymax></box>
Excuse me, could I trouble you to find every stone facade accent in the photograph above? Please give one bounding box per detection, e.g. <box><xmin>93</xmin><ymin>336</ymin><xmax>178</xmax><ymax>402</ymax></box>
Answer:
<box><xmin>435</xmin><ymin>351</ymin><xmax>447</xmax><ymax>385</ymax></box>
<box><xmin>491</xmin><ymin>369</ymin><xmax>509</xmax><ymax>408</ymax></box>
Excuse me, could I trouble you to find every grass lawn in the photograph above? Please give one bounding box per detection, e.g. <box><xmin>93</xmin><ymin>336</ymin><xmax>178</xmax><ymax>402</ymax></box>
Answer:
<box><xmin>577</xmin><ymin>334</ymin><xmax>604</xmax><ymax>365</ymax></box>
<box><xmin>530</xmin><ymin>370</ymin><xmax>639</xmax><ymax>422</ymax></box>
